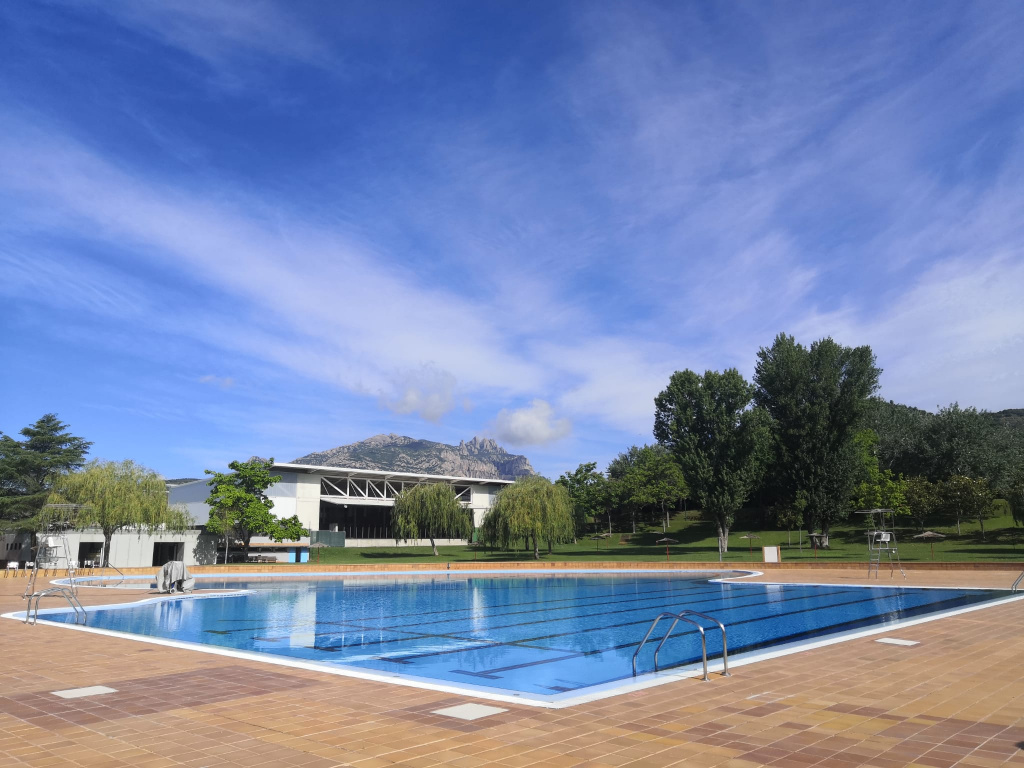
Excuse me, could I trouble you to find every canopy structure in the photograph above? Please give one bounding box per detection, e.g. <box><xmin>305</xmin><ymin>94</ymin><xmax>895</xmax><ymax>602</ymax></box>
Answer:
<box><xmin>655</xmin><ymin>537</ymin><xmax>678</xmax><ymax>561</ymax></box>
<box><xmin>913</xmin><ymin>530</ymin><xmax>946</xmax><ymax>559</ymax></box>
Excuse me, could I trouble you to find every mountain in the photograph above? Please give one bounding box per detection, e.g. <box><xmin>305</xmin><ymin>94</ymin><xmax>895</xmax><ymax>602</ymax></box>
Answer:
<box><xmin>293</xmin><ymin>434</ymin><xmax>535</xmax><ymax>480</ymax></box>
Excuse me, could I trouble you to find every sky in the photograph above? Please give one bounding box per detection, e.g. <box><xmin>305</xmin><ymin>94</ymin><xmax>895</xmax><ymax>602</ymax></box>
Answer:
<box><xmin>1</xmin><ymin>1</ymin><xmax>1023</xmax><ymax>481</ymax></box>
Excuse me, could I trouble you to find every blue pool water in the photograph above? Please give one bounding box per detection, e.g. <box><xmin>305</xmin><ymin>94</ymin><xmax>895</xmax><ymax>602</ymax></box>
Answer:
<box><xmin>38</xmin><ymin>572</ymin><xmax>1011</xmax><ymax>700</ymax></box>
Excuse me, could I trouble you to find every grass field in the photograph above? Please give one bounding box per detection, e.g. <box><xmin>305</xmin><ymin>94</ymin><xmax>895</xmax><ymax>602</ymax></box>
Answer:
<box><xmin>297</xmin><ymin>508</ymin><xmax>1024</xmax><ymax>566</ymax></box>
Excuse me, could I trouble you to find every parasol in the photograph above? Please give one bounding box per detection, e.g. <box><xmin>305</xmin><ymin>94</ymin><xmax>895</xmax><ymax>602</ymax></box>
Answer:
<box><xmin>656</xmin><ymin>537</ymin><xmax>678</xmax><ymax>562</ymax></box>
<box><xmin>739</xmin><ymin>533</ymin><xmax>760</xmax><ymax>556</ymax></box>
<box><xmin>308</xmin><ymin>541</ymin><xmax>328</xmax><ymax>564</ymax></box>
<box><xmin>912</xmin><ymin>530</ymin><xmax>946</xmax><ymax>560</ymax></box>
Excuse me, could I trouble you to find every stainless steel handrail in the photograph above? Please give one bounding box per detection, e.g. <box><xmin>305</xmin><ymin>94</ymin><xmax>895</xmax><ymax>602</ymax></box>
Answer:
<box><xmin>25</xmin><ymin>587</ymin><xmax>87</xmax><ymax>626</ymax></box>
<box><xmin>632</xmin><ymin>610</ymin><xmax>730</xmax><ymax>681</ymax></box>
<box><xmin>678</xmin><ymin>610</ymin><xmax>730</xmax><ymax>678</ymax></box>
<box><xmin>1012</xmin><ymin>571</ymin><xmax>1024</xmax><ymax>593</ymax></box>
<box><xmin>632</xmin><ymin>612</ymin><xmax>678</xmax><ymax>676</ymax></box>
<box><xmin>102</xmin><ymin>562</ymin><xmax>126</xmax><ymax>588</ymax></box>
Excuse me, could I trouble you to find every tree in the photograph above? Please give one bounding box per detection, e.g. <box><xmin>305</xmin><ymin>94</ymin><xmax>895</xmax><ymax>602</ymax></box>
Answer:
<box><xmin>654</xmin><ymin>369</ymin><xmax>768</xmax><ymax>553</ymax></box>
<box><xmin>774</xmin><ymin>497</ymin><xmax>805</xmax><ymax>547</ymax></box>
<box><xmin>392</xmin><ymin>482</ymin><xmax>472</xmax><ymax>556</ymax></box>
<box><xmin>851</xmin><ymin>429</ymin><xmax>910</xmax><ymax>521</ymax></box>
<box><xmin>862</xmin><ymin>398</ymin><xmax>931</xmax><ymax>477</ymax></box>
<box><xmin>851</xmin><ymin>430</ymin><xmax>883</xmax><ymax>510</ymax></box>
<box><xmin>481</xmin><ymin>476</ymin><xmax>575</xmax><ymax>559</ymax></box>
<box><xmin>205</xmin><ymin>458</ymin><xmax>284</xmax><ymax>561</ymax></box>
<box><xmin>1007</xmin><ymin>472</ymin><xmax>1024</xmax><ymax>528</ymax></box>
<box><xmin>753</xmin><ymin>334</ymin><xmax>881</xmax><ymax>542</ymax></box>
<box><xmin>607</xmin><ymin>446</ymin><xmax>687</xmax><ymax>533</ymax></box>
<box><xmin>0</xmin><ymin>414</ymin><xmax>92</xmax><ymax>524</ymax></box>
<box><xmin>923</xmin><ymin>404</ymin><xmax>999</xmax><ymax>483</ymax></box>
<box><xmin>48</xmin><ymin>459</ymin><xmax>192</xmax><ymax>567</ymax></box>
<box><xmin>557</xmin><ymin>462</ymin><xmax>607</xmax><ymax>536</ymax></box>
<box><xmin>904</xmin><ymin>476</ymin><xmax>938</xmax><ymax>532</ymax></box>
<box><xmin>939</xmin><ymin>475</ymin><xmax>995</xmax><ymax>538</ymax></box>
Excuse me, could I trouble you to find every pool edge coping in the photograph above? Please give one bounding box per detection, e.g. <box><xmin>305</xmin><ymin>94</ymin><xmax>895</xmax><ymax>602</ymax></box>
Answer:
<box><xmin>4</xmin><ymin>570</ymin><xmax>1022</xmax><ymax>709</ymax></box>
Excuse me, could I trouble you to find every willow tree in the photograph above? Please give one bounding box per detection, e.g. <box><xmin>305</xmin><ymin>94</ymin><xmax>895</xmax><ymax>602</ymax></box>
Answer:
<box><xmin>48</xmin><ymin>459</ymin><xmax>193</xmax><ymax>567</ymax></box>
<box><xmin>392</xmin><ymin>482</ymin><xmax>472</xmax><ymax>556</ymax></box>
<box><xmin>481</xmin><ymin>476</ymin><xmax>574</xmax><ymax>559</ymax></box>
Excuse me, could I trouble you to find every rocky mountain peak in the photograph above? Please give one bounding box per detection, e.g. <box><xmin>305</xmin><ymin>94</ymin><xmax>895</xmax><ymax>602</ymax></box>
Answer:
<box><xmin>293</xmin><ymin>435</ymin><xmax>533</xmax><ymax>480</ymax></box>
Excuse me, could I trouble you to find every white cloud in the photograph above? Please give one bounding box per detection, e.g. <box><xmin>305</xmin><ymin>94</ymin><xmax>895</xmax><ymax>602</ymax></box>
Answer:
<box><xmin>198</xmin><ymin>374</ymin><xmax>235</xmax><ymax>390</ymax></box>
<box><xmin>380</xmin><ymin>366</ymin><xmax>457</xmax><ymax>423</ymax></box>
<box><xmin>0</xmin><ymin>118</ymin><xmax>545</xmax><ymax>404</ymax></box>
<box><xmin>793</xmin><ymin>253</ymin><xmax>1024</xmax><ymax>412</ymax></box>
<box><xmin>492</xmin><ymin>400</ymin><xmax>571</xmax><ymax>446</ymax></box>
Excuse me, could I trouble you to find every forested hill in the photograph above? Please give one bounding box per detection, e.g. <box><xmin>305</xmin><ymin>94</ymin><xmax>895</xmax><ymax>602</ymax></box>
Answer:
<box><xmin>292</xmin><ymin>434</ymin><xmax>535</xmax><ymax>480</ymax></box>
<box><xmin>863</xmin><ymin>399</ymin><xmax>1023</xmax><ymax>482</ymax></box>
<box><xmin>990</xmin><ymin>409</ymin><xmax>1024</xmax><ymax>430</ymax></box>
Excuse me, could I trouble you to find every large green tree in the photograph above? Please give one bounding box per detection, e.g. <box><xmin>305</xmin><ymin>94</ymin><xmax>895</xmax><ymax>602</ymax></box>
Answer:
<box><xmin>654</xmin><ymin>369</ymin><xmax>768</xmax><ymax>553</ymax></box>
<box><xmin>481</xmin><ymin>476</ymin><xmax>575</xmax><ymax>559</ymax></box>
<box><xmin>862</xmin><ymin>398</ymin><xmax>931</xmax><ymax>478</ymax></box>
<box><xmin>923</xmin><ymin>404</ymin><xmax>999</xmax><ymax>483</ymax></box>
<box><xmin>391</xmin><ymin>482</ymin><xmax>472</xmax><ymax>556</ymax></box>
<box><xmin>48</xmin><ymin>459</ymin><xmax>192</xmax><ymax>567</ymax></box>
<box><xmin>557</xmin><ymin>462</ymin><xmax>607</xmax><ymax>536</ymax></box>
<box><xmin>0</xmin><ymin>414</ymin><xmax>91</xmax><ymax>524</ymax></box>
<box><xmin>607</xmin><ymin>445</ymin><xmax>687</xmax><ymax>533</ymax></box>
<box><xmin>205</xmin><ymin>458</ymin><xmax>287</xmax><ymax>561</ymax></box>
<box><xmin>753</xmin><ymin>334</ymin><xmax>881</xmax><ymax>542</ymax></box>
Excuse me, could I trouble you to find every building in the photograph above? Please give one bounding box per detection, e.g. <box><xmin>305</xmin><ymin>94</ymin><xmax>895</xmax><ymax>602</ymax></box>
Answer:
<box><xmin>170</xmin><ymin>462</ymin><xmax>513</xmax><ymax>553</ymax></box>
<box><xmin>0</xmin><ymin>464</ymin><xmax>512</xmax><ymax>572</ymax></box>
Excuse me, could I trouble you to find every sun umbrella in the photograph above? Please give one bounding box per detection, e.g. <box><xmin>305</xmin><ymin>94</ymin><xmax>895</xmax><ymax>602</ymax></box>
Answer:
<box><xmin>308</xmin><ymin>541</ymin><xmax>328</xmax><ymax>564</ymax></box>
<box><xmin>589</xmin><ymin>534</ymin><xmax>608</xmax><ymax>553</ymax></box>
<box><xmin>913</xmin><ymin>530</ymin><xmax>946</xmax><ymax>560</ymax></box>
<box><xmin>656</xmin><ymin>537</ymin><xmax>678</xmax><ymax>562</ymax></box>
<box><xmin>739</xmin><ymin>533</ymin><xmax>760</xmax><ymax>556</ymax></box>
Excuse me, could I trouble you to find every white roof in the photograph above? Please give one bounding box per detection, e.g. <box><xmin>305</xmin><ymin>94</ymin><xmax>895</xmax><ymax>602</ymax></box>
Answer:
<box><xmin>171</xmin><ymin>463</ymin><xmax>516</xmax><ymax>489</ymax></box>
<box><xmin>275</xmin><ymin>462</ymin><xmax>515</xmax><ymax>485</ymax></box>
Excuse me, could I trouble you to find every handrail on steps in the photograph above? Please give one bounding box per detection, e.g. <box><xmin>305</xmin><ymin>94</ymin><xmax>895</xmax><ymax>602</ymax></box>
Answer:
<box><xmin>101</xmin><ymin>561</ymin><xmax>126</xmax><ymax>588</ymax></box>
<box><xmin>1012</xmin><ymin>570</ymin><xmax>1024</xmax><ymax>593</ymax></box>
<box><xmin>24</xmin><ymin>586</ymin><xmax>87</xmax><ymax>626</ymax></box>
<box><xmin>632</xmin><ymin>609</ymin><xmax>730</xmax><ymax>681</ymax></box>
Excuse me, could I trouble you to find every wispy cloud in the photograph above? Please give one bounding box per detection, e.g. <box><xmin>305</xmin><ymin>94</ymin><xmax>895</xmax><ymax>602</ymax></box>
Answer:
<box><xmin>2</xmin><ymin>1</ymin><xmax>1024</xmax><ymax>480</ymax></box>
<box><xmin>199</xmin><ymin>375</ymin><xmax>235</xmax><ymax>390</ymax></box>
<box><xmin>73</xmin><ymin>0</ymin><xmax>334</xmax><ymax>75</ymax></box>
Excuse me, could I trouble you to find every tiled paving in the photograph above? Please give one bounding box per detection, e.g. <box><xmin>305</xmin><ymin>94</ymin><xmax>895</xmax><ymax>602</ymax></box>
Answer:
<box><xmin>1</xmin><ymin>566</ymin><xmax>1022</xmax><ymax>767</ymax></box>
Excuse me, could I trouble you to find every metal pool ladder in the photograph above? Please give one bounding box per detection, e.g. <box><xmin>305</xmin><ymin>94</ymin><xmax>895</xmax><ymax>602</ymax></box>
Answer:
<box><xmin>24</xmin><ymin>586</ymin><xmax>87</xmax><ymax>626</ymax></box>
<box><xmin>632</xmin><ymin>610</ymin><xmax>730</xmax><ymax>681</ymax></box>
<box><xmin>1012</xmin><ymin>571</ymin><xmax>1023</xmax><ymax>593</ymax></box>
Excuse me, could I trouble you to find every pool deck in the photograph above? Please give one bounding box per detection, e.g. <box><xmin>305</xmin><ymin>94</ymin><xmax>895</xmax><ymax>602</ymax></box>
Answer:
<box><xmin>1</xmin><ymin>565</ymin><xmax>1022</xmax><ymax>767</ymax></box>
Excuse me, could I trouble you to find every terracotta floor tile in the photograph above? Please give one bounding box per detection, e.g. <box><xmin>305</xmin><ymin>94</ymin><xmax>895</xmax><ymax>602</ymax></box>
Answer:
<box><xmin>2</xmin><ymin>567</ymin><xmax>1022</xmax><ymax>768</ymax></box>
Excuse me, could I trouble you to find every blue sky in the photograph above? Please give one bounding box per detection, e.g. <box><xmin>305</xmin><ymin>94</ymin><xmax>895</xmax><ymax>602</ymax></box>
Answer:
<box><xmin>2</xmin><ymin>1</ymin><xmax>1023</xmax><ymax>481</ymax></box>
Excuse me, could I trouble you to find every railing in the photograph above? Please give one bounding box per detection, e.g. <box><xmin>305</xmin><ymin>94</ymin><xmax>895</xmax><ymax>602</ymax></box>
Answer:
<box><xmin>24</xmin><ymin>587</ymin><xmax>87</xmax><ymax>626</ymax></box>
<box><xmin>101</xmin><ymin>561</ymin><xmax>126</xmax><ymax>588</ymax></box>
<box><xmin>1012</xmin><ymin>571</ymin><xmax>1024</xmax><ymax>593</ymax></box>
<box><xmin>632</xmin><ymin>610</ymin><xmax>730</xmax><ymax>681</ymax></box>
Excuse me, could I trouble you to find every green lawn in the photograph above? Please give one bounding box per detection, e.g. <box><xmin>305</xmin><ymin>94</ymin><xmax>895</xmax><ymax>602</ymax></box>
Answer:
<box><xmin>296</xmin><ymin>509</ymin><xmax>1024</xmax><ymax>566</ymax></box>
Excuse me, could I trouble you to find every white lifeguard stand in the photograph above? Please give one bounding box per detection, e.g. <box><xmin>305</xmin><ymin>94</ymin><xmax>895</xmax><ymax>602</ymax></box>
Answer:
<box><xmin>857</xmin><ymin>508</ymin><xmax>906</xmax><ymax>579</ymax></box>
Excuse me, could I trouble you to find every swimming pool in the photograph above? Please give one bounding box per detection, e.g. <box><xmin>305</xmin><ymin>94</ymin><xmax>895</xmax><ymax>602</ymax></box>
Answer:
<box><xmin>17</xmin><ymin>571</ymin><xmax>1018</xmax><ymax>706</ymax></box>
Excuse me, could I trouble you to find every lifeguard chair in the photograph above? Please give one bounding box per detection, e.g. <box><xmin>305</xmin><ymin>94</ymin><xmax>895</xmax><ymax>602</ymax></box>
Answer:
<box><xmin>860</xmin><ymin>507</ymin><xmax>909</xmax><ymax>581</ymax></box>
